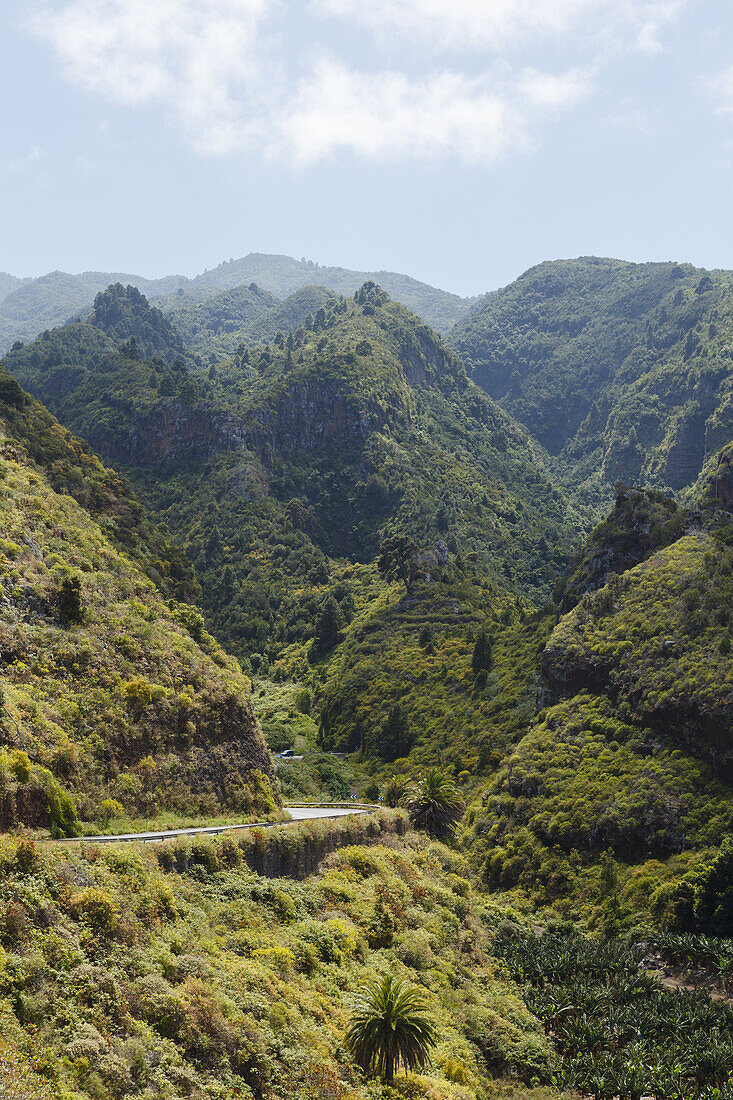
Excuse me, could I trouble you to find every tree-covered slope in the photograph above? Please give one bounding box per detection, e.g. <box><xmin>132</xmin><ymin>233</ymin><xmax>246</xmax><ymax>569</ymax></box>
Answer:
<box><xmin>544</xmin><ymin>525</ymin><xmax>733</xmax><ymax>769</ymax></box>
<box><xmin>160</xmin><ymin>253</ymin><xmax>472</xmax><ymax>332</ymax></box>
<box><xmin>160</xmin><ymin>283</ymin><xmax>280</xmax><ymax>360</ymax></box>
<box><xmin>0</xmin><ymin>272</ymin><xmax>26</xmax><ymax>304</ymax></box>
<box><xmin>450</xmin><ymin>257</ymin><xmax>733</xmax><ymax>507</ymax></box>
<box><xmin>158</xmin><ymin>283</ymin><xmax>340</xmax><ymax>362</ymax></box>
<box><xmin>463</xmin><ymin>486</ymin><xmax>733</xmax><ymax>928</ymax></box>
<box><xmin>0</xmin><ymin>270</ymin><xmax>186</xmax><ymax>352</ymax></box>
<box><xmin>3</xmin><ymin>283</ymin><xmax>585</xmax><ymax>773</ymax></box>
<box><xmin>88</xmin><ymin>283</ymin><xmax>188</xmax><ymax>363</ymax></box>
<box><xmin>5</xmin><ymin>283</ymin><xmax>580</xmax><ymax>644</ymax></box>
<box><xmin>316</xmin><ymin>576</ymin><xmax>555</xmax><ymax>768</ymax></box>
<box><xmin>0</xmin><ymin>366</ymin><xmax>275</xmax><ymax>835</ymax></box>
<box><xmin>242</xmin><ymin>285</ymin><xmax>337</xmax><ymax>346</ymax></box>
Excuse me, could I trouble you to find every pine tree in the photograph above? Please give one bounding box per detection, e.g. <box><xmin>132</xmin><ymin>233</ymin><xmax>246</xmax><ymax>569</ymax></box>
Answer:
<box><xmin>471</xmin><ymin>628</ymin><xmax>493</xmax><ymax>676</ymax></box>
<box><xmin>313</xmin><ymin>597</ymin><xmax>344</xmax><ymax>653</ymax></box>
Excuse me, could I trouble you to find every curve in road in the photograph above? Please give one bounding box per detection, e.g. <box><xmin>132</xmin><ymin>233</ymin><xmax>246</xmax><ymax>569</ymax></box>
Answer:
<box><xmin>58</xmin><ymin>805</ymin><xmax>372</xmax><ymax>845</ymax></box>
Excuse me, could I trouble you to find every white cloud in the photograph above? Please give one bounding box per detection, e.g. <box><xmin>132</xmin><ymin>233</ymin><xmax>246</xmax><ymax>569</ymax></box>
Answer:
<box><xmin>275</xmin><ymin>60</ymin><xmax>591</xmax><ymax>166</ymax></box>
<box><xmin>278</xmin><ymin>63</ymin><xmax>526</xmax><ymax>166</ymax></box>
<box><xmin>27</xmin><ymin>0</ymin><xmax>677</xmax><ymax>165</ymax></box>
<box><xmin>707</xmin><ymin>67</ymin><xmax>733</xmax><ymax>115</ymax></box>
<box><xmin>29</xmin><ymin>0</ymin><xmax>280</xmax><ymax>154</ymax></box>
<box><xmin>312</xmin><ymin>0</ymin><xmax>683</xmax><ymax>54</ymax></box>
<box><xmin>516</xmin><ymin>68</ymin><xmax>592</xmax><ymax>110</ymax></box>
<box><xmin>8</xmin><ymin>144</ymin><xmax>44</xmax><ymax>172</ymax></box>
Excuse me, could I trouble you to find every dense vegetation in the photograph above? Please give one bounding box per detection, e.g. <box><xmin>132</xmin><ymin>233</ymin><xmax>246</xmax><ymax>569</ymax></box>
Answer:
<box><xmin>4</xmin><ymin>283</ymin><xmax>582</xmax><ymax>777</ymax></box>
<box><xmin>0</xmin><ymin>269</ymin><xmax>185</xmax><ymax>353</ymax></box>
<box><xmin>450</xmin><ymin>257</ymin><xmax>733</xmax><ymax>510</ymax></box>
<box><xmin>0</xmin><ymin>823</ymin><xmax>570</xmax><ymax>1100</ymax></box>
<box><xmin>162</xmin><ymin>284</ymin><xmax>337</xmax><ymax>361</ymax></box>
<box><xmin>463</xmin><ymin>487</ymin><xmax>733</xmax><ymax>936</ymax></box>
<box><xmin>2</xmin><ymin>252</ymin><xmax>733</xmax><ymax>1095</ymax></box>
<box><xmin>153</xmin><ymin>253</ymin><xmax>473</xmax><ymax>333</ymax></box>
<box><xmin>88</xmin><ymin>284</ymin><xmax>187</xmax><ymax>364</ymax></box>
<box><xmin>493</xmin><ymin>925</ymin><xmax>733</xmax><ymax>1098</ymax></box>
<box><xmin>0</xmin><ymin>367</ymin><xmax>275</xmax><ymax>833</ymax></box>
<box><xmin>0</xmin><ymin>253</ymin><xmax>471</xmax><ymax>352</ymax></box>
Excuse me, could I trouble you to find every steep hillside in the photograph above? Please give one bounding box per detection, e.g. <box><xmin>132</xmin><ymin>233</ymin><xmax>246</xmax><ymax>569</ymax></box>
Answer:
<box><xmin>239</xmin><ymin>285</ymin><xmax>338</xmax><ymax>347</ymax></box>
<box><xmin>0</xmin><ymin>255</ymin><xmax>470</xmax><ymax>351</ymax></box>
<box><xmin>4</xmin><ymin>283</ymin><xmax>584</xmax><ymax>773</ymax></box>
<box><xmin>158</xmin><ymin>283</ymin><xmax>341</xmax><ymax>362</ymax></box>
<box><xmin>450</xmin><ymin>257</ymin><xmax>733</xmax><ymax>508</ymax></box>
<box><xmin>543</xmin><ymin>525</ymin><xmax>733</xmax><ymax>770</ymax></box>
<box><xmin>0</xmin><ymin>366</ymin><xmax>275</xmax><ymax>835</ymax></box>
<box><xmin>161</xmin><ymin>283</ymin><xmax>280</xmax><ymax>359</ymax></box>
<box><xmin>6</xmin><ymin>283</ymin><xmax>580</xmax><ymax>637</ymax></box>
<box><xmin>558</xmin><ymin>486</ymin><xmax>687</xmax><ymax>611</ymax></box>
<box><xmin>464</xmin><ymin>486</ymin><xmax>733</xmax><ymax>929</ymax></box>
<box><xmin>686</xmin><ymin>437</ymin><xmax>733</xmax><ymax>510</ymax></box>
<box><xmin>88</xmin><ymin>283</ymin><xmax>188</xmax><ymax>363</ymax></box>
<box><xmin>316</xmin><ymin>581</ymin><xmax>555</xmax><ymax>767</ymax></box>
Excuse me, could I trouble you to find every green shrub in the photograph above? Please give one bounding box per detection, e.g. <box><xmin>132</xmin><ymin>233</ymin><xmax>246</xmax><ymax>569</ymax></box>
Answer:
<box><xmin>72</xmin><ymin>890</ymin><xmax>119</xmax><ymax>935</ymax></box>
<box><xmin>59</xmin><ymin>571</ymin><xmax>84</xmax><ymax>625</ymax></box>
<box><xmin>96</xmin><ymin>799</ymin><xmax>124</xmax><ymax>826</ymax></box>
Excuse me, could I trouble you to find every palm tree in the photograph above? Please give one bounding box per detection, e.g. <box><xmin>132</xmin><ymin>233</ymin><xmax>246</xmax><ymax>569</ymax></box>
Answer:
<box><xmin>346</xmin><ymin>972</ymin><xmax>437</xmax><ymax>1084</ymax></box>
<box><xmin>406</xmin><ymin>767</ymin><xmax>465</xmax><ymax>838</ymax></box>
<box><xmin>384</xmin><ymin>776</ymin><xmax>407</xmax><ymax>807</ymax></box>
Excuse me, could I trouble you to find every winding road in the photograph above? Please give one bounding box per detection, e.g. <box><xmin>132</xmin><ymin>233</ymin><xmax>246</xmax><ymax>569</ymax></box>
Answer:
<box><xmin>60</xmin><ymin>805</ymin><xmax>372</xmax><ymax>845</ymax></box>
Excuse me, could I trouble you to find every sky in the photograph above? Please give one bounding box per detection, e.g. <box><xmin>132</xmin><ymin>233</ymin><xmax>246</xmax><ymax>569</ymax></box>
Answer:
<box><xmin>1</xmin><ymin>0</ymin><xmax>733</xmax><ymax>297</ymax></box>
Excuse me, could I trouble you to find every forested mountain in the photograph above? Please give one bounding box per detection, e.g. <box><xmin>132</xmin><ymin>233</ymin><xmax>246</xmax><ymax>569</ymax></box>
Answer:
<box><xmin>3</xmin><ymin>254</ymin><xmax>733</xmax><ymax>1100</ymax></box>
<box><xmin>4</xmin><ymin>281</ymin><xmax>584</xmax><ymax>775</ymax></box>
<box><xmin>0</xmin><ymin>253</ymin><xmax>471</xmax><ymax>351</ymax></box>
<box><xmin>465</xmin><ymin>484</ymin><xmax>733</xmax><ymax>923</ymax></box>
<box><xmin>0</xmin><ymin>268</ymin><xmax>186</xmax><ymax>351</ymax></box>
<box><xmin>157</xmin><ymin>253</ymin><xmax>473</xmax><ymax>332</ymax></box>
<box><xmin>160</xmin><ymin>283</ymin><xmax>338</xmax><ymax>360</ymax></box>
<box><xmin>450</xmin><ymin>257</ymin><xmax>733</xmax><ymax>511</ymax></box>
<box><xmin>88</xmin><ymin>282</ymin><xmax>188</xmax><ymax>363</ymax></box>
<box><xmin>0</xmin><ymin>272</ymin><xmax>26</xmax><ymax>302</ymax></box>
<box><xmin>5</xmin><ymin>282</ymin><xmax>579</xmax><ymax>609</ymax></box>
<box><xmin>0</xmin><ymin>365</ymin><xmax>275</xmax><ymax>836</ymax></box>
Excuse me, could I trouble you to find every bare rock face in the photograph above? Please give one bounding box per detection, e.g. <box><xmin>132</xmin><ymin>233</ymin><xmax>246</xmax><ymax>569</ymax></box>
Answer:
<box><xmin>84</xmin><ymin>371</ymin><xmax>392</xmax><ymax>477</ymax></box>
<box><xmin>81</xmin><ymin>401</ymin><xmax>238</xmax><ymax>472</ymax></box>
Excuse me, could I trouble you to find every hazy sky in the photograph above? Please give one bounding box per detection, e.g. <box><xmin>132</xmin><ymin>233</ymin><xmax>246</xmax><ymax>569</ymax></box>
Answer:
<box><xmin>2</xmin><ymin>0</ymin><xmax>733</xmax><ymax>296</ymax></box>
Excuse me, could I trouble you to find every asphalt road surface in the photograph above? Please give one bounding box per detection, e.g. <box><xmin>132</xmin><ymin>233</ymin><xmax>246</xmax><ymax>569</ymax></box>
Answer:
<box><xmin>58</xmin><ymin>805</ymin><xmax>371</xmax><ymax>845</ymax></box>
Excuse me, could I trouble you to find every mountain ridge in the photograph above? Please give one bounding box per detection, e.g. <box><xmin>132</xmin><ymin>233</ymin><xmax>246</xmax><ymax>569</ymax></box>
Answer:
<box><xmin>0</xmin><ymin>253</ymin><xmax>473</xmax><ymax>351</ymax></box>
<box><xmin>448</xmin><ymin>255</ymin><xmax>733</xmax><ymax>515</ymax></box>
